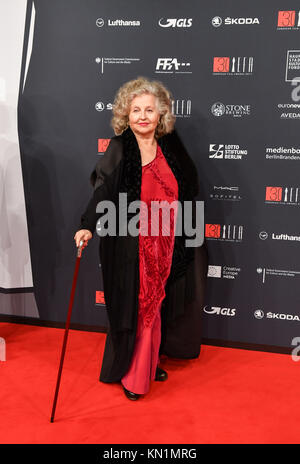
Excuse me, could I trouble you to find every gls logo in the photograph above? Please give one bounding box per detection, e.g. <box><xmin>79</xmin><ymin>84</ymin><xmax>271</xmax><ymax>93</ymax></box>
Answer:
<box><xmin>203</xmin><ymin>306</ymin><xmax>236</xmax><ymax>316</ymax></box>
<box><xmin>159</xmin><ymin>18</ymin><xmax>192</xmax><ymax>28</ymax></box>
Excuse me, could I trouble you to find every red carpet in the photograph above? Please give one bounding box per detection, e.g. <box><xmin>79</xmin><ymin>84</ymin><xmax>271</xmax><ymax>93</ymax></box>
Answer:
<box><xmin>0</xmin><ymin>322</ymin><xmax>299</xmax><ymax>444</ymax></box>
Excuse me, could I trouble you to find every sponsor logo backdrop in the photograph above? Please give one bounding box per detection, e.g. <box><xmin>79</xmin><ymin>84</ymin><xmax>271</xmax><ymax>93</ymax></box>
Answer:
<box><xmin>2</xmin><ymin>0</ymin><xmax>300</xmax><ymax>350</ymax></box>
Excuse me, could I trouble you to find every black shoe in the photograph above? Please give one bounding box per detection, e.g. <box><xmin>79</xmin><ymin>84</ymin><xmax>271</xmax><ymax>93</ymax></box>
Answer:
<box><xmin>123</xmin><ymin>386</ymin><xmax>141</xmax><ymax>401</ymax></box>
<box><xmin>155</xmin><ymin>367</ymin><xmax>168</xmax><ymax>381</ymax></box>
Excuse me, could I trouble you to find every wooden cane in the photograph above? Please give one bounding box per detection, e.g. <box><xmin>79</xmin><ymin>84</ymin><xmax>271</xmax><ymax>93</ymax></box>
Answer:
<box><xmin>50</xmin><ymin>240</ymin><xmax>86</xmax><ymax>423</ymax></box>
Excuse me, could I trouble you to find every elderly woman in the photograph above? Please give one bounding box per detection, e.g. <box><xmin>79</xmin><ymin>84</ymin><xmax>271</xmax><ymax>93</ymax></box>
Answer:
<box><xmin>74</xmin><ymin>77</ymin><xmax>208</xmax><ymax>400</ymax></box>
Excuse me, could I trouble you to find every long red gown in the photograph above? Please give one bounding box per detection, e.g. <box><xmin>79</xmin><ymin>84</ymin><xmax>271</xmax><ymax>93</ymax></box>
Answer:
<box><xmin>121</xmin><ymin>143</ymin><xmax>178</xmax><ymax>394</ymax></box>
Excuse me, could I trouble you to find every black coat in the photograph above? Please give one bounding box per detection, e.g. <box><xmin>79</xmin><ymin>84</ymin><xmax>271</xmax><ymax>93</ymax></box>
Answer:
<box><xmin>78</xmin><ymin>126</ymin><xmax>208</xmax><ymax>383</ymax></box>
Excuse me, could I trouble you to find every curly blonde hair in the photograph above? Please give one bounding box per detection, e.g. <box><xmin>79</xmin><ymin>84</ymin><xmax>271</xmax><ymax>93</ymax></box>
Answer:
<box><xmin>111</xmin><ymin>76</ymin><xmax>176</xmax><ymax>138</ymax></box>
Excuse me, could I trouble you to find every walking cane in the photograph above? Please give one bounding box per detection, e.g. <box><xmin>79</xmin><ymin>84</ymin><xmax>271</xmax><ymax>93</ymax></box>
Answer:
<box><xmin>50</xmin><ymin>240</ymin><xmax>86</xmax><ymax>423</ymax></box>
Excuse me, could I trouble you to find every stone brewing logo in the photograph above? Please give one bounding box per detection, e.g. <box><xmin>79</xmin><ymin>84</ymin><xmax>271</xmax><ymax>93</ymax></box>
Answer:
<box><xmin>211</xmin><ymin>102</ymin><xmax>251</xmax><ymax>118</ymax></box>
<box><xmin>213</xmin><ymin>56</ymin><xmax>254</xmax><ymax>75</ymax></box>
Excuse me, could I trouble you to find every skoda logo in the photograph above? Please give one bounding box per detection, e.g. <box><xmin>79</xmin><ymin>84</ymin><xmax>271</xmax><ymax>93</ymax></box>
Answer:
<box><xmin>212</xmin><ymin>16</ymin><xmax>222</xmax><ymax>27</ymax></box>
<box><xmin>254</xmin><ymin>309</ymin><xmax>264</xmax><ymax>319</ymax></box>
<box><xmin>95</xmin><ymin>102</ymin><xmax>105</xmax><ymax>112</ymax></box>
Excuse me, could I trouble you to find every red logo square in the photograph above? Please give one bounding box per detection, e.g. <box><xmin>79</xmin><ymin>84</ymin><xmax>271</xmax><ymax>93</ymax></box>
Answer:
<box><xmin>213</xmin><ymin>57</ymin><xmax>230</xmax><ymax>73</ymax></box>
<box><xmin>278</xmin><ymin>11</ymin><xmax>295</xmax><ymax>27</ymax></box>
<box><xmin>96</xmin><ymin>290</ymin><xmax>105</xmax><ymax>305</ymax></box>
<box><xmin>265</xmin><ymin>187</ymin><xmax>282</xmax><ymax>201</ymax></box>
<box><xmin>98</xmin><ymin>138</ymin><xmax>111</xmax><ymax>153</ymax></box>
<box><xmin>205</xmin><ymin>224</ymin><xmax>221</xmax><ymax>238</ymax></box>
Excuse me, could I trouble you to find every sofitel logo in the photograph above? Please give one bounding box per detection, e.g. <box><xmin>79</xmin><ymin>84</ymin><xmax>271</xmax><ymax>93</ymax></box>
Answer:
<box><xmin>213</xmin><ymin>56</ymin><xmax>254</xmax><ymax>75</ymax></box>
<box><xmin>158</xmin><ymin>18</ymin><xmax>192</xmax><ymax>28</ymax></box>
<box><xmin>156</xmin><ymin>58</ymin><xmax>192</xmax><ymax>74</ymax></box>
<box><xmin>265</xmin><ymin>186</ymin><xmax>300</xmax><ymax>205</ymax></box>
<box><xmin>210</xmin><ymin>185</ymin><xmax>242</xmax><ymax>201</ymax></box>
<box><xmin>277</xmin><ymin>11</ymin><xmax>300</xmax><ymax>29</ymax></box>
<box><xmin>205</xmin><ymin>224</ymin><xmax>243</xmax><ymax>241</ymax></box>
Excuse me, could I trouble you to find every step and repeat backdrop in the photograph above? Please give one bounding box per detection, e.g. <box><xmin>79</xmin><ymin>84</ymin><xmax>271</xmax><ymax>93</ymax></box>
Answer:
<box><xmin>2</xmin><ymin>0</ymin><xmax>300</xmax><ymax>351</ymax></box>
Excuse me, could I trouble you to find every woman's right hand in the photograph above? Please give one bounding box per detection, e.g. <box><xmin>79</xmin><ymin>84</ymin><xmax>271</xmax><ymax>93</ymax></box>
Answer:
<box><xmin>74</xmin><ymin>229</ymin><xmax>92</xmax><ymax>248</ymax></box>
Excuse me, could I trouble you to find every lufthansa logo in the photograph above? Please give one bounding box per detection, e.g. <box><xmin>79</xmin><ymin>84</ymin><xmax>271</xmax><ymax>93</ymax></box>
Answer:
<box><xmin>96</xmin><ymin>18</ymin><xmax>105</xmax><ymax>27</ymax></box>
<box><xmin>259</xmin><ymin>231</ymin><xmax>268</xmax><ymax>240</ymax></box>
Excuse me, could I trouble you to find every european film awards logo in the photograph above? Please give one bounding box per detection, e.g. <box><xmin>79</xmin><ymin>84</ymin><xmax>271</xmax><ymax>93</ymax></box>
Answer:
<box><xmin>205</xmin><ymin>224</ymin><xmax>244</xmax><ymax>242</ymax></box>
<box><xmin>277</xmin><ymin>11</ymin><xmax>300</xmax><ymax>29</ymax></box>
<box><xmin>98</xmin><ymin>138</ymin><xmax>111</xmax><ymax>153</ymax></box>
<box><xmin>213</xmin><ymin>56</ymin><xmax>253</xmax><ymax>75</ymax></box>
<box><xmin>265</xmin><ymin>186</ymin><xmax>300</xmax><ymax>205</ymax></box>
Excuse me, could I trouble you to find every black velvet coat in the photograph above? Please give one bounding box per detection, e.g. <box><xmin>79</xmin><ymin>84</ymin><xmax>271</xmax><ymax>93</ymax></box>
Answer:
<box><xmin>79</xmin><ymin>126</ymin><xmax>208</xmax><ymax>383</ymax></box>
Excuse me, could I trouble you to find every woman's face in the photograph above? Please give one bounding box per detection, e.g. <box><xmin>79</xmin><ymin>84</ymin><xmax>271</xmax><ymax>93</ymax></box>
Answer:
<box><xmin>128</xmin><ymin>93</ymin><xmax>160</xmax><ymax>138</ymax></box>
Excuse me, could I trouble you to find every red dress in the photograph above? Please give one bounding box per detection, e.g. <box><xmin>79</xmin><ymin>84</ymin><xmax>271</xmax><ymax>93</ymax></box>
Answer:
<box><xmin>121</xmin><ymin>143</ymin><xmax>178</xmax><ymax>394</ymax></box>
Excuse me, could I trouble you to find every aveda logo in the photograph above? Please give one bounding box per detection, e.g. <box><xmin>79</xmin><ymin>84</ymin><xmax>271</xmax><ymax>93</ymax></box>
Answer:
<box><xmin>158</xmin><ymin>18</ymin><xmax>192</xmax><ymax>28</ymax></box>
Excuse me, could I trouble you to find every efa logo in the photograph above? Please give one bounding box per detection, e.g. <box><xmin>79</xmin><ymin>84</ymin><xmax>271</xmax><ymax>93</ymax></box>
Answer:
<box><xmin>205</xmin><ymin>224</ymin><xmax>221</xmax><ymax>238</ymax></box>
<box><xmin>213</xmin><ymin>56</ymin><xmax>254</xmax><ymax>74</ymax></box>
<box><xmin>265</xmin><ymin>187</ymin><xmax>282</xmax><ymax>202</ymax></box>
<box><xmin>203</xmin><ymin>306</ymin><xmax>236</xmax><ymax>316</ymax></box>
<box><xmin>278</xmin><ymin>11</ymin><xmax>297</xmax><ymax>27</ymax></box>
<box><xmin>98</xmin><ymin>138</ymin><xmax>111</xmax><ymax>153</ymax></box>
<box><xmin>213</xmin><ymin>57</ymin><xmax>230</xmax><ymax>73</ymax></box>
<box><xmin>96</xmin><ymin>290</ymin><xmax>105</xmax><ymax>305</ymax></box>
